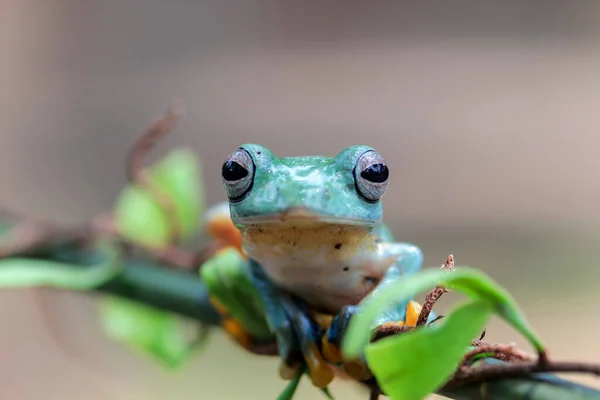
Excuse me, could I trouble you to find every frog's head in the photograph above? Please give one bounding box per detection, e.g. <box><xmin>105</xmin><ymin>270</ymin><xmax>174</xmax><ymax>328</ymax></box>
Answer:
<box><xmin>220</xmin><ymin>144</ymin><xmax>390</xmax><ymax>229</ymax></box>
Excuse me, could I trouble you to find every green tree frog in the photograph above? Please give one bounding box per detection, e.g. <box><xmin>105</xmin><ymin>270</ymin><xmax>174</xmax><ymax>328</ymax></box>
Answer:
<box><xmin>215</xmin><ymin>144</ymin><xmax>428</xmax><ymax>387</ymax></box>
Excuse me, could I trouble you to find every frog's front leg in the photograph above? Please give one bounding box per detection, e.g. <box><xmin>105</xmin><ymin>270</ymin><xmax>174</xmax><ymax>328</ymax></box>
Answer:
<box><xmin>323</xmin><ymin>242</ymin><xmax>428</xmax><ymax>376</ymax></box>
<box><xmin>248</xmin><ymin>260</ymin><xmax>334</xmax><ymax>388</ymax></box>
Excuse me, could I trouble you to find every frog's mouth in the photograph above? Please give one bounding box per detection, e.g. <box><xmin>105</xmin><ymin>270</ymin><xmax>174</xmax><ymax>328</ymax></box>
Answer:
<box><xmin>235</xmin><ymin>207</ymin><xmax>375</xmax><ymax>227</ymax></box>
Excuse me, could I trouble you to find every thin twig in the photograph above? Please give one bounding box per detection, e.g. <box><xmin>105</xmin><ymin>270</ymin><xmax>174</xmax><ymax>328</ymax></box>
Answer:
<box><xmin>143</xmin><ymin>241</ymin><xmax>221</xmax><ymax>270</ymax></box>
<box><xmin>371</xmin><ymin>324</ymin><xmax>414</xmax><ymax>342</ymax></box>
<box><xmin>125</xmin><ymin>104</ymin><xmax>186</xmax><ymax>244</ymax></box>
<box><xmin>121</xmin><ymin>104</ymin><xmax>214</xmax><ymax>270</ymax></box>
<box><xmin>92</xmin><ymin>211</ymin><xmax>210</xmax><ymax>270</ymax></box>
<box><xmin>461</xmin><ymin>342</ymin><xmax>536</xmax><ymax>368</ymax></box>
<box><xmin>0</xmin><ymin>220</ymin><xmax>56</xmax><ymax>258</ymax></box>
<box><xmin>416</xmin><ymin>286</ymin><xmax>447</xmax><ymax>326</ymax></box>
<box><xmin>416</xmin><ymin>254</ymin><xmax>454</xmax><ymax>326</ymax></box>
<box><xmin>445</xmin><ymin>360</ymin><xmax>600</xmax><ymax>390</ymax></box>
<box><xmin>0</xmin><ymin>218</ymin><xmax>92</xmax><ymax>259</ymax></box>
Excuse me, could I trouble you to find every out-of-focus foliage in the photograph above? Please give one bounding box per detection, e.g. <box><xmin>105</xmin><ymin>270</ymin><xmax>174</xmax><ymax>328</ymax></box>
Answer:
<box><xmin>99</xmin><ymin>296</ymin><xmax>207</xmax><ymax>369</ymax></box>
<box><xmin>114</xmin><ymin>147</ymin><xmax>205</xmax><ymax>248</ymax></box>
<box><xmin>100</xmin><ymin>147</ymin><xmax>207</xmax><ymax>368</ymax></box>
<box><xmin>200</xmin><ymin>248</ymin><xmax>271</xmax><ymax>341</ymax></box>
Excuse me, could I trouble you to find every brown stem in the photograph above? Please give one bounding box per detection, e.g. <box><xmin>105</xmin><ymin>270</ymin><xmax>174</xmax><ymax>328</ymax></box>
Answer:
<box><xmin>415</xmin><ymin>254</ymin><xmax>454</xmax><ymax>326</ymax></box>
<box><xmin>461</xmin><ymin>343</ymin><xmax>535</xmax><ymax>368</ymax></box>
<box><xmin>0</xmin><ymin>218</ymin><xmax>93</xmax><ymax>259</ymax></box>
<box><xmin>417</xmin><ymin>286</ymin><xmax>447</xmax><ymax>326</ymax></box>
<box><xmin>125</xmin><ymin>105</ymin><xmax>186</xmax><ymax>244</ymax></box>
<box><xmin>445</xmin><ymin>360</ymin><xmax>600</xmax><ymax>390</ymax></box>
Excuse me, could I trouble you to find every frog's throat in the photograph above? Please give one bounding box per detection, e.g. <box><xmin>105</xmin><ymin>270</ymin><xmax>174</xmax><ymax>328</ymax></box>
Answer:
<box><xmin>239</xmin><ymin>221</ymin><xmax>390</xmax><ymax>313</ymax></box>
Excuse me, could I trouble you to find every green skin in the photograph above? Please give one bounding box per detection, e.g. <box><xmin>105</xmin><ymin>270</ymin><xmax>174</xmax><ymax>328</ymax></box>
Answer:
<box><xmin>210</xmin><ymin>144</ymin><xmax>429</xmax><ymax>371</ymax></box>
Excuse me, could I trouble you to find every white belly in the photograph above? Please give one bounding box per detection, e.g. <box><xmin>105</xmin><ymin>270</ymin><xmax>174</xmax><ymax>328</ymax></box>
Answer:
<box><xmin>241</xmin><ymin>223</ymin><xmax>394</xmax><ymax>314</ymax></box>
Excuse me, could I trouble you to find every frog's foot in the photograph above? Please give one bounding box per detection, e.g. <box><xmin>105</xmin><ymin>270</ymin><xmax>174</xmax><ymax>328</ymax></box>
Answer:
<box><xmin>279</xmin><ymin>296</ymin><xmax>335</xmax><ymax>388</ymax></box>
<box><xmin>322</xmin><ymin>301</ymin><xmax>427</xmax><ymax>381</ymax></box>
<box><xmin>324</xmin><ymin>305</ymin><xmax>358</xmax><ymax>359</ymax></box>
<box><xmin>322</xmin><ymin>305</ymin><xmax>375</xmax><ymax>381</ymax></box>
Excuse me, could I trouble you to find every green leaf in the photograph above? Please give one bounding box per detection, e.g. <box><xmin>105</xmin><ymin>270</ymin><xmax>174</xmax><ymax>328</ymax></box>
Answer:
<box><xmin>0</xmin><ymin>239</ymin><xmax>121</xmax><ymax>290</ymax></box>
<box><xmin>342</xmin><ymin>267</ymin><xmax>545</xmax><ymax>359</ymax></box>
<box><xmin>150</xmin><ymin>148</ymin><xmax>205</xmax><ymax>240</ymax></box>
<box><xmin>365</xmin><ymin>300</ymin><xmax>494</xmax><ymax>400</ymax></box>
<box><xmin>114</xmin><ymin>147</ymin><xmax>205</xmax><ymax>247</ymax></box>
<box><xmin>99</xmin><ymin>296</ymin><xmax>207</xmax><ymax>369</ymax></box>
<box><xmin>277</xmin><ymin>369</ymin><xmax>305</xmax><ymax>400</ymax></box>
<box><xmin>114</xmin><ymin>185</ymin><xmax>171</xmax><ymax>247</ymax></box>
<box><xmin>199</xmin><ymin>248</ymin><xmax>272</xmax><ymax>340</ymax></box>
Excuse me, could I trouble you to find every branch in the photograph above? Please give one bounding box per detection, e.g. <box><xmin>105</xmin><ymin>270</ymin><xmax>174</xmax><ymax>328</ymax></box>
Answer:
<box><xmin>35</xmin><ymin>239</ymin><xmax>223</xmax><ymax>326</ymax></box>
<box><xmin>440</xmin><ymin>357</ymin><xmax>600</xmax><ymax>400</ymax></box>
<box><xmin>1</xmin><ymin>232</ymin><xmax>598</xmax><ymax>399</ymax></box>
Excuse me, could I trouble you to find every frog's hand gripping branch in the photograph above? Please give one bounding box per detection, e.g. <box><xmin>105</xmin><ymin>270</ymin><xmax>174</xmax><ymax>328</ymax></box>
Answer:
<box><xmin>249</xmin><ymin>260</ymin><xmax>337</xmax><ymax>388</ymax></box>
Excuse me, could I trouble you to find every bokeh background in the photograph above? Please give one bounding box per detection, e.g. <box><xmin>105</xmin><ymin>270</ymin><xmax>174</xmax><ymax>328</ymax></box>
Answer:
<box><xmin>1</xmin><ymin>1</ymin><xmax>600</xmax><ymax>399</ymax></box>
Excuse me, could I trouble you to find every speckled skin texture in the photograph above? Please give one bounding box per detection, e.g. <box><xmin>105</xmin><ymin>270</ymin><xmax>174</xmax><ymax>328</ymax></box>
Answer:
<box><xmin>229</xmin><ymin>144</ymin><xmax>383</xmax><ymax>223</ymax></box>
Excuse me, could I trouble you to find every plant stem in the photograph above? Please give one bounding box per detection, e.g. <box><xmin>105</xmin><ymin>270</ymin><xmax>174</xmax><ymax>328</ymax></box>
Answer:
<box><xmin>3</xmin><ymin>243</ymin><xmax>600</xmax><ymax>400</ymax></box>
<box><xmin>440</xmin><ymin>359</ymin><xmax>600</xmax><ymax>400</ymax></box>
<box><xmin>45</xmin><ymin>245</ymin><xmax>222</xmax><ymax>326</ymax></box>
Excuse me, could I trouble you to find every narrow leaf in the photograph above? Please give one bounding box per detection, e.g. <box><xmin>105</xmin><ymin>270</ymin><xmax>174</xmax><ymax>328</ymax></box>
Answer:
<box><xmin>99</xmin><ymin>296</ymin><xmax>207</xmax><ymax>369</ymax></box>
<box><xmin>0</xmin><ymin>240</ymin><xmax>120</xmax><ymax>290</ymax></box>
<box><xmin>149</xmin><ymin>147</ymin><xmax>205</xmax><ymax>240</ymax></box>
<box><xmin>200</xmin><ymin>248</ymin><xmax>271</xmax><ymax>340</ymax></box>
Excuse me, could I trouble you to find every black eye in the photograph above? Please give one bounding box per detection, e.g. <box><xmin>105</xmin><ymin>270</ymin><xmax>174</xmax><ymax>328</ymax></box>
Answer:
<box><xmin>360</xmin><ymin>163</ymin><xmax>389</xmax><ymax>183</ymax></box>
<box><xmin>222</xmin><ymin>160</ymin><xmax>249</xmax><ymax>181</ymax></box>
<box><xmin>221</xmin><ymin>148</ymin><xmax>255</xmax><ymax>201</ymax></box>
<box><xmin>354</xmin><ymin>150</ymin><xmax>389</xmax><ymax>202</ymax></box>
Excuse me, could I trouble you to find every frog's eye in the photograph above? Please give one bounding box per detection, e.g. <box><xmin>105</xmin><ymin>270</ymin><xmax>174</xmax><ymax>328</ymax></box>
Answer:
<box><xmin>221</xmin><ymin>148</ymin><xmax>255</xmax><ymax>202</ymax></box>
<box><xmin>353</xmin><ymin>150</ymin><xmax>389</xmax><ymax>202</ymax></box>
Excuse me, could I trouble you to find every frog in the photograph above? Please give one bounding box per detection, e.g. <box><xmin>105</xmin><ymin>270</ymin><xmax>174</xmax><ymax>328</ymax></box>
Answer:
<box><xmin>203</xmin><ymin>144</ymin><xmax>430</xmax><ymax>388</ymax></box>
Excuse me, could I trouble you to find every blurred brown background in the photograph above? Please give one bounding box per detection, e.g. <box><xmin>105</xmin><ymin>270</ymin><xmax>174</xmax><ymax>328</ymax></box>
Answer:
<box><xmin>1</xmin><ymin>1</ymin><xmax>600</xmax><ymax>399</ymax></box>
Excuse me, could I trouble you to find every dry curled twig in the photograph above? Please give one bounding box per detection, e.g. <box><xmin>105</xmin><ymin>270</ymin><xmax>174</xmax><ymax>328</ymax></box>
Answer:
<box><xmin>416</xmin><ymin>254</ymin><xmax>453</xmax><ymax>326</ymax></box>
<box><xmin>125</xmin><ymin>104</ymin><xmax>186</xmax><ymax>244</ymax></box>
<box><xmin>462</xmin><ymin>341</ymin><xmax>536</xmax><ymax>368</ymax></box>
<box><xmin>0</xmin><ymin>220</ymin><xmax>57</xmax><ymax>258</ymax></box>
<box><xmin>416</xmin><ymin>286</ymin><xmax>448</xmax><ymax>326</ymax></box>
<box><xmin>0</xmin><ymin>218</ymin><xmax>94</xmax><ymax>259</ymax></box>
<box><xmin>122</xmin><ymin>104</ymin><xmax>216</xmax><ymax>271</ymax></box>
<box><xmin>371</xmin><ymin>254</ymin><xmax>455</xmax><ymax>341</ymax></box>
